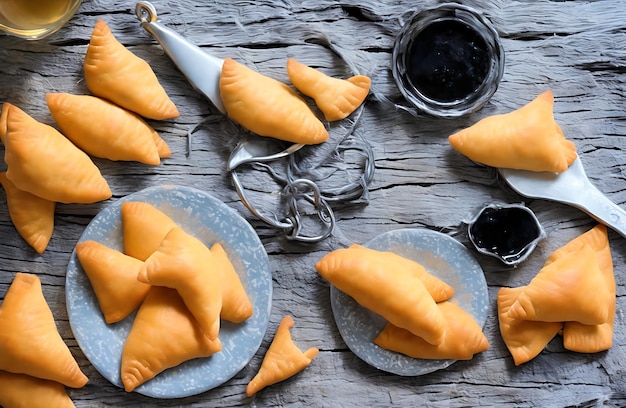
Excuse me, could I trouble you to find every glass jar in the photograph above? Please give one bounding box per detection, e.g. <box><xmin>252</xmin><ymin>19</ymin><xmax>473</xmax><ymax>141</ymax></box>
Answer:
<box><xmin>392</xmin><ymin>3</ymin><xmax>505</xmax><ymax>118</ymax></box>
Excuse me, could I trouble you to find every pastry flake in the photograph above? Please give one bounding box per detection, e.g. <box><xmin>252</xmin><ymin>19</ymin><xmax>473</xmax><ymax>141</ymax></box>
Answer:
<box><xmin>84</xmin><ymin>19</ymin><xmax>179</xmax><ymax>120</ymax></box>
<box><xmin>121</xmin><ymin>201</ymin><xmax>178</xmax><ymax>261</ymax></box>
<box><xmin>246</xmin><ymin>315</ymin><xmax>318</xmax><ymax>397</ymax></box>
<box><xmin>75</xmin><ymin>240</ymin><xmax>151</xmax><ymax>324</ymax></box>
<box><xmin>0</xmin><ymin>273</ymin><xmax>89</xmax><ymax>388</ymax></box>
<box><xmin>121</xmin><ymin>286</ymin><xmax>222</xmax><ymax>392</ymax></box>
<box><xmin>2</xmin><ymin>103</ymin><xmax>112</xmax><ymax>204</ymax></box>
<box><xmin>211</xmin><ymin>242</ymin><xmax>253</xmax><ymax>323</ymax></box>
<box><xmin>46</xmin><ymin>93</ymin><xmax>163</xmax><ymax>165</ymax></box>
<box><xmin>219</xmin><ymin>57</ymin><xmax>328</xmax><ymax>145</ymax></box>
<box><xmin>0</xmin><ymin>172</ymin><xmax>55</xmax><ymax>254</ymax></box>
<box><xmin>0</xmin><ymin>370</ymin><xmax>75</xmax><ymax>408</ymax></box>
<box><xmin>448</xmin><ymin>90</ymin><xmax>577</xmax><ymax>172</ymax></box>
<box><xmin>287</xmin><ymin>58</ymin><xmax>370</xmax><ymax>121</ymax></box>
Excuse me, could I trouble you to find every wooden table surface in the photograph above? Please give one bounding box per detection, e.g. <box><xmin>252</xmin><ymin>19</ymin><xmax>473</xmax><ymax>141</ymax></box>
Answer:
<box><xmin>1</xmin><ymin>0</ymin><xmax>625</xmax><ymax>407</ymax></box>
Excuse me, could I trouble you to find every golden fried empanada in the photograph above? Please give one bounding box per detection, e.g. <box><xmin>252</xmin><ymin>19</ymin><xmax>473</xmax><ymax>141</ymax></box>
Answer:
<box><xmin>287</xmin><ymin>58</ymin><xmax>370</xmax><ymax>121</ymax></box>
<box><xmin>374</xmin><ymin>301</ymin><xmax>489</xmax><ymax>360</ymax></box>
<box><xmin>46</xmin><ymin>93</ymin><xmax>164</xmax><ymax>165</ymax></box>
<box><xmin>507</xmin><ymin>244</ymin><xmax>611</xmax><ymax>325</ymax></box>
<box><xmin>121</xmin><ymin>201</ymin><xmax>178</xmax><ymax>261</ymax></box>
<box><xmin>75</xmin><ymin>240</ymin><xmax>151</xmax><ymax>324</ymax></box>
<box><xmin>0</xmin><ymin>370</ymin><xmax>75</xmax><ymax>408</ymax></box>
<box><xmin>497</xmin><ymin>287</ymin><xmax>562</xmax><ymax>366</ymax></box>
<box><xmin>211</xmin><ymin>242</ymin><xmax>253</xmax><ymax>323</ymax></box>
<box><xmin>219</xmin><ymin>58</ymin><xmax>328</xmax><ymax>145</ymax></box>
<box><xmin>2</xmin><ymin>103</ymin><xmax>111</xmax><ymax>204</ymax></box>
<box><xmin>138</xmin><ymin>227</ymin><xmax>222</xmax><ymax>339</ymax></box>
<box><xmin>0</xmin><ymin>172</ymin><xmax>55</xmax><ymax>254</ymax></box>
<box><xmin>316</xmin><ymin>246</ymin><xmax>446</xmax><ymax>345</ymax></box>
<box><xmin>448</xmin><ymin>91</ymin><xmax>577</xmax><ymax>172</ymax></box>
<box><xmin>84</xmin><ymin>19</ymin><xmax>179</xmax><ymax>120</ymax></box>
<box><xmin>246</xmin><ymin>315</ymin><xmax>318</xmax><ymax>397</ymax></box>
<box><xmin>0</xmin><ymin>273</ymin><xmax>88</xmax><ymax>388</ymax></box>
<box><xmin>121</xmin><ymin>286</ymin><xmax>222</xmax><ymax>392</ymax></box>
<box><xmin>0</xmin><ymin>102</ymin><xmax>8</xmax><ymax>144</ymax></box>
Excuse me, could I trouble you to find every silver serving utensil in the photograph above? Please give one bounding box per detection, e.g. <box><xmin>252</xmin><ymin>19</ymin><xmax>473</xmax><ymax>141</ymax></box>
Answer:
<box><xmin>499</xmin><ymin>157</ymin><xmax>626</xmax><ymax>238</ymax></box>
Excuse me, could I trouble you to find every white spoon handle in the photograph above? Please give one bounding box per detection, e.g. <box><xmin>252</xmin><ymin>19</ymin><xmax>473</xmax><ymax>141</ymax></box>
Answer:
<box><xmin>575</xmin><ymin>183</ymin><xmax>626</xmax><ymax>238</ymax></box>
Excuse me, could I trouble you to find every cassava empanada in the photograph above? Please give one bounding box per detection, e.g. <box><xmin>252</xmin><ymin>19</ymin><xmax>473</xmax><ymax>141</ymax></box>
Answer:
<box><xmin>46</xmin><ymin>93</ymin><xmax>165</xmax><ymax>165</ymax></box>
<box><xmin>121</xmin><ymin>201</ymin><xmax>178</xmax><ymax>261</ymax></box>
<box><xmin>2</xmin><ymin>103</ymin><xmax>111</xmax><ymax>204</ymax></box>
<box><xmin>287</xmin><ymin>58</ymin><xmax>370</xmax><ymax>121</ymax></box>
<box><xmin>211</xmin><ymin>242</ymin><xmax>253</xmax><ymax>323</ymax></box>
<box><xmin>84</xmin><ymin>19</ymin><xmax>179</xmax><ymax>120</ymax></box>
<box><xmin>219</xmin><ymin>57</ymin><xmax>328</xmax><ymax>145</ymax></box>
<box><xmin>374</xmin><ymin>301</ymin><xmax>489</xmax><ymax>360</ymax></box>
<box><xmin>315</xmin><ymin>246</ymin><xmax>446</xmax><ymax>345</ymax></box>
<box><xmin>0</xmin><ymin>172</ymin><xmax>55</xmax><ymax>254</ymax></box>
<box><xmin>0</xmin><ymin>370</ymin><xmax>75</xmax><ymax>408</ymax></box>
<box><xmin>75</xmin><ymin>240</ymin><xmax>151</xmax><ymax>324</ymax></box>
<box><xmin>246</xmin><ymin>315</ymin><xmax>318</xmax><ymax>397</ymax></box>
<box><xmin>0</xmin><ymin>273</ymin><xmax>88</xmax><ymax>388</ymax></box>
<box><xmin>138</xmin><ymin>227</ymin><xmax>222</xmax><ymax>340</ymax></box>
<box><xmin>121</xmin><ymin>286</ymin><xmax>222</xmax><ymax>392</ymax></box>
<box><xmin>448</xmin><ymin>91</ymin><xmax>577</xmax><ymax>172</ymax></box>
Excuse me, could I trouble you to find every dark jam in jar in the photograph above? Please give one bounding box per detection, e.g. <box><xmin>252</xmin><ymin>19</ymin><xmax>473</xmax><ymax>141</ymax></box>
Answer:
<box><xmin>406</xmin><ymin>19</ymin><xmax>490</xmax><ymax>102</ymax></box>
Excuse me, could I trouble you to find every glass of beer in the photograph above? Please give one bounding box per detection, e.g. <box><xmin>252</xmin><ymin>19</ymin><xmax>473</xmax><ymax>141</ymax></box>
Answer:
<box><xmin>0</xmin><ymin>0</ymin><xmax>83</xmax><ymax>40</ymax></box>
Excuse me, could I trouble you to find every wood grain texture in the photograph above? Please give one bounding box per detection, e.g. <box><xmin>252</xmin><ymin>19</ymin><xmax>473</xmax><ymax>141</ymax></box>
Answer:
<box><xmin>1</xmin><ymin>0</ymin><xmax>625</xmax><ymax>406</ymax></box>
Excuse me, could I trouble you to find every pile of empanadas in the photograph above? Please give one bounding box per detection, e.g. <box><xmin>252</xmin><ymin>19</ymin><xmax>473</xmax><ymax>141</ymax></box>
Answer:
<box><xmin>497</xmin><ymin>224</ymin><xmax>615</xmax><ymax>365</ymax></box>
<box><xmin>315</xmin><ymin>245</ymin><xmax>489</xmax><ymax>361</ymax></box>
<box><xmin>0</xmin><ymin>19</ymin><xmax>178</xmax><ymax>254</ymax></box>
<box><xmin>0</xmin><ymin>272</ymin><xmax>89</xmax><ymax>407</ymax></box>
<box><xmin>219</xmin><ymin>57</ymin><xmax>370</xmax><ymax>145</ymax></box>
<box><xmin>448</xmin><ymin>90</ymin><xmax>578</xmax><ymax>173</ymax></box>
<box><xmin>75</xmin><ymin>201</ymin><xmax>253</xmax><ymax>392</ymax></box>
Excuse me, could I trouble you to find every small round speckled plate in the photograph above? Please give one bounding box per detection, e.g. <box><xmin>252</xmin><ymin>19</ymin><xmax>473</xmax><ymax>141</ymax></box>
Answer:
<box><xmin>66</xmin><ymin>185</ymin><xmax>272</xmax><ymax>398</ymax></box>
<box><xmin>330</xmin><ymin>228</ymin><xmax>488</xmax><ymax>376</ymax></box>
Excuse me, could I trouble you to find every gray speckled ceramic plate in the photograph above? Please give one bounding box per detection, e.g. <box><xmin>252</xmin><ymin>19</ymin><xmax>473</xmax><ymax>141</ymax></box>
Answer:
<box><xmin>330</xmin><ymin>228</ymin><xmax>488</xmax><ymax>376</ymax></box>
<box><xmin>66</xmin><ymin>185</ymin><xmax>272</xmax><ymax>398</ymax></box>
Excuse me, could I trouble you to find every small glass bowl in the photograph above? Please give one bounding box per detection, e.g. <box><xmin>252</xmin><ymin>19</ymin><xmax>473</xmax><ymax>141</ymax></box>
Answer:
<box><xmin>467</xmin><ymin>203</ymin><xmax>546</xmax><ymax>266</ymax></box>
<box><xmin>392</xmin><ymin>3</ymin><xmax>505</xmax><ymax>118</ymax></box>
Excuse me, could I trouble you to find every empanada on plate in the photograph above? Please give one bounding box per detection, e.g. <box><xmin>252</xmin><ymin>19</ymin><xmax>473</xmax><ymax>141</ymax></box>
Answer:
<box><xmin>46</xmin><ymin>93</ymin><xmax>164</xmax><ymax>165</ymax></box>
<box><xmin>2</xmin><ymin>103</ymin><xmax>112</xmax><ymax>204</ymax></box>
<box><xmin>0</xmin><ymin>172</ymin><xmax>55</xmax><ymax>254</ymax></box>
<box><xmin>121</xmin><ymin>201</ymin><xmax>178</xmax><ymax>261</ymax></box>
<box><xmin>0</xmin><ymin>273</ymin><xmax>89</xmax><ymax>388</ymax></box>
<box><xmin>219</xmin><ymin>58</ymin><xmax>328</xmax><ymax>145</ymax></box>
<box><xmin>497</xmin><ymin>287</ymin><xmax>562</xmax><ymax>366</ymax></box>
<box><xmin>138</xmin><ymin>227</ymin><xmax>222</xmax><ymax>340</ymax></box>
<box><xmin>287</xmin><ymin>58</ymin><xmax>370</xmax><ymax>121</ymax></box>
<box><xmin>246</xmin><ymin>315</ymin><xmax>318</xmax><ymax>397</ymax></box>
<box><xmin>84</xmin><ymin>19</ymin><xmax>179</xmax><ymax>120</ymax></box>
<box><xmin>374</xmin><ymin>301</ymin><xmax>489</xmax><ymax>360</ymax></box>
<box><xmin>316</xmin><ymin>246</ymin><xmax>446</xmax><ymax>345</ymax></box>
<box><xmin>0</xmin><ymin>370</ymin><xmax>75</xmax><ymax>408</ymax></box>
<box><xmin>211</xmin><ymin>242</ymin><xmax>253</xmax><ymax>323</ymax></box>
<box><xmin>448</xmin><ymin>90</ymin><xmax>577</xmax><ymax>172</ymax></box>
<box><xmin>121</xmin><ymin>286</ymin><xmax>222</xmax><ymax>392</ymax></box>
<box><xmin>75</xmin><ymin>240</ymin><xmax>151</xmax><ymax>324</ymax></box>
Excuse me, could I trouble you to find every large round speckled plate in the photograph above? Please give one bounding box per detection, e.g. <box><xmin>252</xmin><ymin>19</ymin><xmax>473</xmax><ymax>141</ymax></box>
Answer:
<box><xmin>330</xmin><ymin>228</ymin><xmax>488</xmax><ymax>376</ymax></box>
<box><xmin>66</xmin><ymin>185</ymin><xmax>272</xmax><ymax>398</ymax></box>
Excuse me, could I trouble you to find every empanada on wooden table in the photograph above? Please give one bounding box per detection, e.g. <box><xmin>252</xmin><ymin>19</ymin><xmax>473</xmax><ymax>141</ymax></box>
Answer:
<box><xmin>287</xmin><ymin>58</ymin><xmax>370</xmax><ymax>121</ymax></box>
<box><xmin>0</xmin><ymin>172</ymin><xmax>55</xmax><ymax>254</ymax></box>
<box><xmin>2</xmin><ymin>103</ymin><xmax>111</xmax><ymax>204</ymax></box>
<box><xmin>84</xmin><ymin>19</ymin><xmax>179</xmax><ymax>120</ymax></box>
<box><xmin>246</xmin><ymin>315</ymin><xmax>318</xmax><ymax>397</ymax></box>
<box><xmin>46</xmin><ymin>93</ymin><xmax>167</xmax><ymax>165</ymax></box>
<box><xmin>0</xmin><ymin>370</ymin><xmax>75</xmax><ymax>408</ymax></box>
<box><xmin>75</xmin><ymin>240</ymin><xmax>151</xmax><ymax>324</ymax></box>
<box><xmin>0</xmin><ymin>273</ymin><xmax>88</xmax><ymax>388</ymax></box>
<box><xmin>210</xmin><ymin>242</ymin><xmax>253</xmax><ymax>323</ymax></box>
<box><xmin>219</xmin><ymin>57</ymin><xmax>328</xmax><ymax>145</ymax></box>
<box><xmin>448</xmin><ymin>90</ymin><xmax>577</xmax><ymax>172</ymax></box>
<box><xmin>315</xmin><ymin>246</ymin><xmax>447</xmax><ymax>346</ymax></box>
<box><xmin>121</xmin><ymin>286</ymin><xmax>222</xmax><ymax>392</ymax></box>
<box><xmin>138</xmin><ymin>227</ymin><xmax>222</xmax><ymax>340</ymax></box>
<box><xmin>121</xmin><ymin>201</ymin><xmax>178</xmax><ymax>261</ymax></box>
<box><xmin>374</xmin><ymin>301</ymin><xmax>489</xmax><ymax>360</ymax></box>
